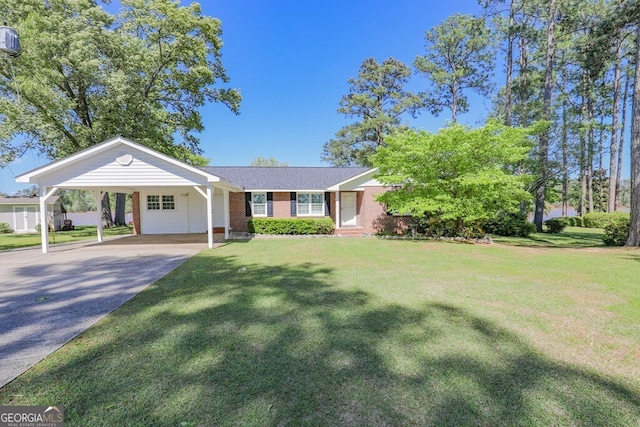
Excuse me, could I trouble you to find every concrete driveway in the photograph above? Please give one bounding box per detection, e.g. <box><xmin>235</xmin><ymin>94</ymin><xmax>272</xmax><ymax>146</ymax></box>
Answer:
<box><xmin>0</xmin><ymin>234</ymin><xmax>219</xmax><ymax>388</ymax></box>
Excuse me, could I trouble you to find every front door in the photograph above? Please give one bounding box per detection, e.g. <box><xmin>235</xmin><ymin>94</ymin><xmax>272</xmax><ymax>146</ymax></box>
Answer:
<box><xmin>341</xmin><ymin>192</ymin><xmax>357</xmax><ymax>227</ymax></box>
<box><xmin>13</xmin><ymin>206</ymin><xmax>38</xmax><ymax>232</ymax></box>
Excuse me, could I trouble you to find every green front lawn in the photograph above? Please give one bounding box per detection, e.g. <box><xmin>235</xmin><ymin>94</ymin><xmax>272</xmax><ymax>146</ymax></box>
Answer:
<box><xmin>491</xmin><ymin>226</ymin><xmax>606</xmax><ymax>247</ymax></box>
<box><xmin>1</xmin><ymin>237</ymin><xmax>638</xmax><ymax>426</ymax></box>
<box><xmin>0</xmin><ymin>226</ymin><xmax>133</xmax><ymax>251</ymax></box>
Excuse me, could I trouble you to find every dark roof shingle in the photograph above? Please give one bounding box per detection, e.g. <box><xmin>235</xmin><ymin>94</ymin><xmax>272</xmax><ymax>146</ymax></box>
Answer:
<box><xmin>201</xmin><ymin>166</ymin><xmax>372</xmax><ymax>190</ymax></box>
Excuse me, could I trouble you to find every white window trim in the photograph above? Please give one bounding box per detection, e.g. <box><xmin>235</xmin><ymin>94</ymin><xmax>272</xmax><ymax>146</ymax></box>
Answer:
<box><xmin>252</xmin><ymin>192</ymin><xmax>267</xmax><ymax>217</ymax></box>
<box><xmin>147</xmin><ymin>195</ymin><xmax>160</xmax><ymax>210</ymax></box>
<box><xmin>297</xmin><ymin>192</ymin><xmax>325</xmax><ymax>216</ymax></box>
<box><xmin>147</xmin><ymin>194</ymin><xmax>176</xmax><ymax>211</ymax></box>
<box><xmin>162</xmin><ymin>195</ymin><xmax>175</xmax><ymax>210</ymax></box>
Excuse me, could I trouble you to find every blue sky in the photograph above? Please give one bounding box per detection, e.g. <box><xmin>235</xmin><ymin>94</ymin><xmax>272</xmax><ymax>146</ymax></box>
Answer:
<box><xmin>2</xmin><ymin>0</ymin><xmax>628</xmax><ymax>193</ymax></box>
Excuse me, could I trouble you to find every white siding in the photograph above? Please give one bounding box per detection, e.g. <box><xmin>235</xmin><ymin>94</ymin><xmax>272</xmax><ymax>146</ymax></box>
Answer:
<box><xmin>140</xmin><ymin>188</ymin><xmax>219</xmax><ymax>234</ymax></box>
<box><xmin>35</xmin><ymin>145</ymin><xmax>210</xmax><ymax>188</ymax></box>
<box><xmin>0</xmin><ymin>203</ymin><xmax>61</xmax><ymax>232</ymax></box>
<box><xmin>188</xmin><ymin>191</ymin><xmax>208</xmax><ymax>233</ymax></box>
<box><xmin>0</xmin><ymin>207</ymin><xmax>14</xmax><ymax>229</ymax></box>
<box><xmin>212</xmin><ymin>192</ymin><xmax>225</xmax><ymax>227</ymax></box>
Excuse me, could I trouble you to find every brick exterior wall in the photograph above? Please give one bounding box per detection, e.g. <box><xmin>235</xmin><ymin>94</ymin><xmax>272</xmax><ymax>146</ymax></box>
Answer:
<box><xmin>132</xmin><ymin>191</ymin><xmax>141</xmax><ymax>235</ymax></box>
<box><xmin>228</xmin><ymin>189</ymin><xmax>412</xmax><ymax>235</ymax></box>
<box><xmin>362</xmin><ymin>186</ymin><xmax>415</xmax><ymax>235</ymax></box>
<box><xmin>229</xmin><ymin>191</ymin><xmax>335</xmax><ymax>232</ymax></box>
<box><xmin>360</xmin><ymin>187</ymin><xmax>387</xmax><ymax>233</ymax></box>
<box><xmin>229</xmin><ymin>192</ymin><xmax>248</xmax><ymax>232</ymax></box>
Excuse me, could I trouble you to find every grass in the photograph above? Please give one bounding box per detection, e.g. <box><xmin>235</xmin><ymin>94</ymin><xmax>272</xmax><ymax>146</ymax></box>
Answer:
<box><xmin>491</xmin><ymin>226</ymin><xmax>605</xmax><ymax>247</ymax></box>
<box><xmin>1</xmin><ymin>236</ymin><xmax>639</xmax><ymax>426</ymax></box>
<box><xmin>0</xmin><ymin>225</ymin><xmax>133</xmax><ymax>251</ymax></box>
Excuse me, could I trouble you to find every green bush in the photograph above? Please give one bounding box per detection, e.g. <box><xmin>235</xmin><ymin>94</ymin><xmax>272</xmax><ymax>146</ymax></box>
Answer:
<box><xmin>562</xmin><ymin>216</ymin><xmax>583</xmax><ymax>227</ymax></box>
<box><xmin>543</xmin><ymin>218</ymin><xmax>567</xmax><ymax>233</ymax></box>
<box><xmin>583</xmin><ymin>212</ymin><xmax>630</xmax><ymax>228</ymax></box>
<box><xmin>0</xmin><ymin>222</ymin><xmax>13</xmax><ymax>234</ymax></box>
<box><xmin>566</xmin><ymin>216</ymin><xmax>584</xmax><ymax>227</ymax></box>
<box><xmin>602</xmin><ymin>218</ymin><xmax>630</xmax><ymax>246</ymax></box>
<box><xmin>416</xmin><ymin>215</ymin><xmax>484</xmax><ymax>239</ymax></box>
<box><xmin>483</xmin><ymin>211</ymin><xmax>536</xmax><ymax>237</ymax></box>
<box><xmin>248</xmin><ymin>218</ymin><xmax>334</xmax><ymax>235</ymax></box>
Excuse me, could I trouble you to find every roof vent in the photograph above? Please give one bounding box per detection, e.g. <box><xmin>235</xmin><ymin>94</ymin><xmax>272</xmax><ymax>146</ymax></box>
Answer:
<box><xmin>116</xmin><ymin>152</ymin><xmax>133</xmax><ymax>166</ymax></box>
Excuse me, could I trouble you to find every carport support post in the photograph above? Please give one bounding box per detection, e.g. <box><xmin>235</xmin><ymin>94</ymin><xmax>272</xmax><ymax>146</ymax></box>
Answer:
<box><xmin>206</xmin><ymin>186</ymin><xmax>213</xmax><ymax>248</ymax></box>
<box><xmin>94</xmin><ymin>191</ymin><xmax>104</xmax><ymax>243</ymax></box>
<box><xmin>335</xmin><ymin>192</ymin><xmax>341</xmax><ymax>229</ymax></box>
<box><xmin>39</xmin><ymin>186</ymin><xmax>58</xmax><ymax>253</ymax></box>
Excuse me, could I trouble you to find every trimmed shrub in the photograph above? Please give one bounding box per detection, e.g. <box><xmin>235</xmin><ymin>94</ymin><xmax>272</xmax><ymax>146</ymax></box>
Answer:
<box><xmin>583</xmin><ymin>211</ymin><xmax>630</xmax><ymax>228</ymax></box>
<box><xmin>483</xmin><ymin>211</ymin><xmax>535</xmax><ymax>237</ymax></box>
<box><xmin>566</xmin><ymin>216</ymin><xmax>584</xmax><ymax>227</ymax></box>
<box><xmin>248</xmin><ymin>218</ymin><xmax>334</xmax><ymax>235</ymax></box>
<box><xmin>602</xmin><ymin>217</ymin><xmax>630</xmax><ymax>246</ymax></box>
<box><xmin>543</xmin><ymin>218</ymin><xmax>567</xmax><ymax>233</ymax></box>
<box><xmin>562</xmin><ymin>216</ymin><xmax>580</xmax><ymax>227</ymax></box>
<box><xmin>0</xmin><ymin>222</ymin><xmax>13</xmax><ymax>234</ymax></box>
<box><xmin>416</xmin><ymin>215</ymin><xmax>484</xmax><ymax>239</ymax></box>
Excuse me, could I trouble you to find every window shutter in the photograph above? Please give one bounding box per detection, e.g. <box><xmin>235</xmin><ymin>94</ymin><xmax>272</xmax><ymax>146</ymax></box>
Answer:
<box><xmin>324</xmin><ymin>192</ymin><xmax>331</xmax><ymax>216</ymax></box>
<box><xmin>290</xmin><ymin>192</ymin><xmax>297</xmax><ymax>216</ymax></box>
<box><xmin>267</xmin><ymin>192</ymin><xmax>273</xmax><ymax>217</ymax></box>
<box><xmin>245</xmin><ymin>192</ymin><xmax>252</xmax><ymax>216</ymax></box>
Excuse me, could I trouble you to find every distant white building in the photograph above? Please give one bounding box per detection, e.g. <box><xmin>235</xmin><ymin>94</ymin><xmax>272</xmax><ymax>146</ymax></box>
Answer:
<box><xmin>0</xmin><ymin>196</ymin><xmax>63</xmax><ymax>233</ymax></box>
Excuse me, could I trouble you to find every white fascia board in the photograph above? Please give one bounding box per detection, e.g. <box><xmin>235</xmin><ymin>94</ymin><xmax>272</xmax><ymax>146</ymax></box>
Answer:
<box><xmin>15</xmin><ymin>136</ymin><xmax>241</xmax><ymax>189</ymax></box>
<box><xmin>326</xmin><ymin>168</ymin><xmax>379</xmax><ymax>191</ymax></box>
<box><xmin>210</xmin><ymin>180</ymin><xmax>244</xmax><ymax>192</ymax></box>
<box><xmin>246</xmin><ymin>189</ymin><xmax>341</xmax><ymax>193</ymax></box>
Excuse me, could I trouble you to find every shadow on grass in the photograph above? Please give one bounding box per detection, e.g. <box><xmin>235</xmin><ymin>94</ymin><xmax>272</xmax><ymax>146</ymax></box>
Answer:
<box><xmin>492</xmin><ymin>229</ymin><xmax>605</xmax><ymax>249</ymax></box>
<box><xmin>2</xmin><ymin>251</ymin><xmax>638</xmax><ymax>426</ymax></box>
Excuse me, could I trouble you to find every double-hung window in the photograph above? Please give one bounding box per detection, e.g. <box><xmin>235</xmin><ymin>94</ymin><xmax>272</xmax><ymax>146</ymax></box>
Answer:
<box><xmin>297</xmin><ymin>192</ymin><xmax>324</xmax><ymax>216</ymax></box>
<box><xmin>252</xmin><ymin>192</ymin><xmax>267</xmax><ymax>216</ymax></box>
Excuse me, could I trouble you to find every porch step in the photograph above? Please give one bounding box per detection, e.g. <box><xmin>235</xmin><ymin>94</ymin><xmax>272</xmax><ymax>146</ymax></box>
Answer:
<box><xmin>335</xmin><ymin>227</ymin><xmax>368</xmax><ymax>236</ymax></box>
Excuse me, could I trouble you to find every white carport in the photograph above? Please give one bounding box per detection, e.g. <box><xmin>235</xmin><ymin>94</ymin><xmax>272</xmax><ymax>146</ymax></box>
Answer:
<box><xmin>15</xmin><ymin>136</ymin><xmax>242</xmax><ymax>253</ymax></box>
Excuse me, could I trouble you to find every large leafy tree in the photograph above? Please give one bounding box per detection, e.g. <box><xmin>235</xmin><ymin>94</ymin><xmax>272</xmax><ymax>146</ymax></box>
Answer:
<box><xmin>321</xmin><ymin>57</ymin><xmax>422</xmax><ymax>167</ymax></box>
<box><xmin>414</xmin><ymin>14</ymin><xmax>496</xmax><ymax>122</ymax></box>
<box><xmin>0</xmin><ymin>0</ymin><xmax>240</xmax><ymax>223</ymax></box>
<box><xmin>250</xmin><ymin>157</ymin><xmax>288</xmax><ymax>167</ymax></box>
<box><xmin>371</xmin><ymin>121</ymin><xmax>535</xmax><ymax>233</ymax></box>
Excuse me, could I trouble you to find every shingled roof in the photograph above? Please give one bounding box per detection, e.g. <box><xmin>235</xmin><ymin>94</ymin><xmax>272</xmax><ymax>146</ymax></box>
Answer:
<box><xmin>0</xmin><ymin>196</ymin><xmax>60</xmax><ymax>204</ymax></box>
<box><xmin>201</xmin><ymin>167</ymin><xmax>372</xmax><ymax>191</ymax></box>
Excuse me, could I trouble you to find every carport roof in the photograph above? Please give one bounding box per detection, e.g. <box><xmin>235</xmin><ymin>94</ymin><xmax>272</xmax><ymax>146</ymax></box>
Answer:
<box><xmin>15</xmin><ymin>136</ymin><xmax>242</xmax><ymax>191</ymax></box>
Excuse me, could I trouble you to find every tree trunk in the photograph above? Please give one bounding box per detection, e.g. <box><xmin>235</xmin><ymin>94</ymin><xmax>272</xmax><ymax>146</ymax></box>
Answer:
<box><xmin>561</xmin><ymin>101</ymin><xmax>569</xmax><ymax>217</ymax></box>
<box><xmin>616</xmin><ymin>68</ymin><xmax>630</xmax><ymax>209</ymax></box>
<box><xmin>608</xmin><ymin>38</ymin><xmax>623</xmax><ymax>212</ymax></box>
<box><xmin>587</xmin><ymin>81</ymin><xmax>595</xmax><ymax>213</ymax></box>
<box><xmin>101</xmin><ymin>192</ymin><xmax>114</xmax><ymax>228</ymax></box>
<box><xmin>598</xmin><ymin>149</ymin><xmax>604</xmax><ymax>212</ymax></box>
<box><xmin>114</xmin><ymin>193</ymin><xmax>127</xmax><ymax>226</ymax></box>
<box><xmin>561</xmin><ymin>50</ymin><xmax>568</xmax><ymax>217</ymax></box>
<box><xmin>534</xmin><ymin>0</ymin><xmax>556</xmax><ymax>232</ymax></box>
<box><xmin>579</xmin><ymin>74</ymin><xmax>588</xmax><ymax>216</ymax></box>
<box><xmin>626</xmin><ymin>23</ymin><xmax>640</xmax><ymax>246</ymax></box>
<box><xmin>504</xmin><ymin>0</ymin><xmax>515</xmax><ymax>126</ymax></box>
<box><xmin>451</xmin><ymin>80</ymin><xmax>458</xmax><ymax>123</ymax></box>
